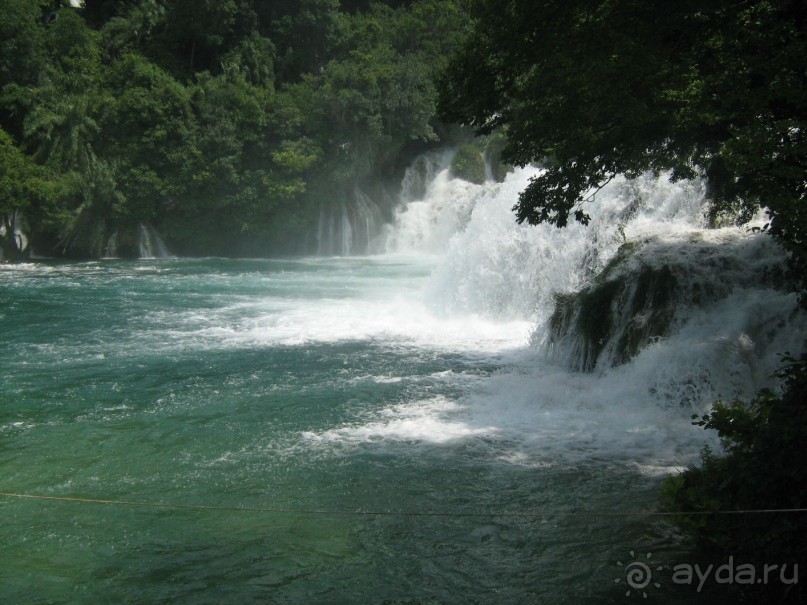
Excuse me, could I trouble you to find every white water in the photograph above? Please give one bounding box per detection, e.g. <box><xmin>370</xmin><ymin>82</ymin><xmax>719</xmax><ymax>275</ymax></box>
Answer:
<box><xmin>315</xmin><ymin>190</ymin><xmax>385</xmax><ymax>255</ymax></box>
<box><xmin>298</xmin><ymin>157</ymin><xmax>806</xmax><ymax>468</ymax></box>
<box><xmin>44</xmin><ymin>156</ymin><xmax>800</xmax><ymax>469</ymax></box>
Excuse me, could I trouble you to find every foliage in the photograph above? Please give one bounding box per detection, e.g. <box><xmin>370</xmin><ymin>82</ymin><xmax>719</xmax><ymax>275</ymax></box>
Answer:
<box><xmin>663</xmin><ymin>355</ymin><xmax>807</xmax><ymax>603</ymax></box>
<box><xmin>0</xmin><ymin>126</ymin><xmax>55</xmax><ymax>259</ymax></box>
<box><xmin>439</xmin><ymin>0</ymin><xmax>807</xmax><ymax>259</ymax></box>
<box><xmin>0</xmin><ymin>0</ymin><xmax>47</xmax><ymax>91</ymax></box>
<box><xmin>0</xmin><ymin>0</ymin><xmax>471</xmax><ymax>259</ymax></box>
<box><xmin>451</xmin><ymin>142</ymin><xmax>485</xmax><ymax>184</ymax></box>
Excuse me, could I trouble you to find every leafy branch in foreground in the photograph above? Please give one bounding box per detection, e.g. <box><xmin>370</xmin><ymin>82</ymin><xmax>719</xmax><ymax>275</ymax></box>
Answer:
<box><xmin>439</xmin><ymin>0</ymin><xmax>806</xmax><ymax>259</ymax></box>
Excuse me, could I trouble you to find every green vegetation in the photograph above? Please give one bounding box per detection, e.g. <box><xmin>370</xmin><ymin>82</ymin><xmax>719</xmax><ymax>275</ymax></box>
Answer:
<box><xmin>549</xmin><ymin>252</ymin><xmax>679</xmax><ymax>371</ymax></box>
<box><xmin>0</xmin><ymin>0</ymin><xmax>470</xmax><ymax>259</ymax></box>
<box><xmin>662</xmin><ymin>355</ymin><xmax>807</xmax><ymax>603</ymax></box>
<box><xmin>440</xmin><ymin>1</ymin><xmax>806</xmax><ymax>600</ymax></box>
<box><xmin>439</xmin><ymin>0</ymin><xmax>806</xmax><ymax>262</ymax></box>
<box><xmin>450</xmin><ymin>142</ymin><xmax>485</xmax><ymax>184</ymax></box>
<box><xmin>449</xmin><ymin>132</ymin><xmax>513</xmax><ymax>184</ymax></box>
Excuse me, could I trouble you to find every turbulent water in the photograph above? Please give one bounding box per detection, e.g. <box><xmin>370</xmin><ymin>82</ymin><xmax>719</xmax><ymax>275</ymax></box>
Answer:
<box><xmin>1</xmin><ymin>160</ymin><xmax>804</xmax><ymax>604</ymax></box>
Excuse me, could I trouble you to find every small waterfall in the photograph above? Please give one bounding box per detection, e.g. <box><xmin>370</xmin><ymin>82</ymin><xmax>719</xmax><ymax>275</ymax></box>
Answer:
<box><xmin>340</xmin><ymin>205</ymin><xmax>353</xmax><ymax>256</ymax></box>
<box><xmin>103</xmin><ymin>231</ymin><xmax>118</xmax><ymax>258</ymax></box>
<box><xmin>482</xmin><ymin>151</ymin><xmax>495</xmax><ymax>183</ymax></box>
<box><xmin>139</xmin><ymin>223</ymin><xmax>172</xmax><ymax>258</ymax></box>
<box><xmin>315</xmin><ymin>190</ymin><xmax>385</xmax><ymax>256</ymax></box>
<box><xmin>0</xmin><ymin>210</ymin><xmax>30</xmax><ymax>261</ymax></box>
<box><xmin>380</xmin><ymin>152</ymin><xmax>484</xmax><ymax>254</ymax></box>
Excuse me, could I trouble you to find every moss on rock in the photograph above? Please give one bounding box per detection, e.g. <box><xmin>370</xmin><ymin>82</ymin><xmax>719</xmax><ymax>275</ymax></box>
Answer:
<box><xmin>549</xmin><ymin>253</ymin><xmax>680</xmax><ymax>371</ymax></box>
<box><xmin>451</xmin><ymin>143</ymin><xmax>486</xmax><ymax>184</ymax></box>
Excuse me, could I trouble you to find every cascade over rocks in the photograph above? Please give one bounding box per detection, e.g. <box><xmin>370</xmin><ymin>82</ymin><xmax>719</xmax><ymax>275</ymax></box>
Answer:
<box><xmin>379</xmin><ymin>153</ymin><xmax>805</xmax><ymax>405</ymax></box>
<box><xmin>548</xmin><ymin>234</ymin><xmax>792</xmax><ymax>372</ymax></box>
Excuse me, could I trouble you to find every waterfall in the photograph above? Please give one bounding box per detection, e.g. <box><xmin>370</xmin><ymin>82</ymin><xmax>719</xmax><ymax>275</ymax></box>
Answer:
<box><xmin>103</xmin><ymin>231</ymin><xmax>118</xmax><ymax>258</ymax></box>
<box><xmin>139</xmin><ymin>223</ymin><xmax>172</xmax><ymax>258</ymax></box>
<box><xmin>422</xmin><ymin>168</ymin><xmax>713</xmax><ymax>320</ymax></box>
<box><xmin>399</xmin><ymin>151</ymin><xmax>450</xmax><ymax>203</ymax></box>
<box><xmin>315</xmin><ymin>190</ymin><xmax>385</xmax><ymax>256</ymax></box>
<box><xmin>380</xmin><ymin>152</ymin><xmax>482</xmax><ymax>254</ymax></box>
<box><xmin>482</xmin><ymin>151</ymin><xmax>495</xmax><ymax>183</ymax></box>
<box><xmin>381</xmin><ymin>154</ymin><xmax>806</xmax><ymax>409</ymax></box>
<box><xmin>0</xmin><ymin>210</ymin><xmax>29</xmax><ymax>260</ymax></box>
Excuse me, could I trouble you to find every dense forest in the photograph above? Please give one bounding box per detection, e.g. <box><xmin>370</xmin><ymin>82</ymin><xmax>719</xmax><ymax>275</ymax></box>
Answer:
<box><xmin>1</xmin><ymin>0</ymin><xmax>471</xmax><ymax>259</ymax></box>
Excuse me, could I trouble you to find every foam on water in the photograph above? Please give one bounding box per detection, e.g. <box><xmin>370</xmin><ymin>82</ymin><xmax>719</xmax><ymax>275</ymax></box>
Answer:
<box><xmin>302</xmin><ymin>396</ymin><xmax>497</xmax><ymax>445</ymax></box>
<box><xmin>5</xmin><ymin>160</ymin><xmax>803</xmax><ymax>472</ymax></box>
<box><xmin>297</xmin><ymin>162</ymin><xmax>805</xmax><ymax>467</ymax></box>
<box><xmin>125</xmin><ymin>254</ymin><xmax>533</xmax><ymax>354</ymax></box>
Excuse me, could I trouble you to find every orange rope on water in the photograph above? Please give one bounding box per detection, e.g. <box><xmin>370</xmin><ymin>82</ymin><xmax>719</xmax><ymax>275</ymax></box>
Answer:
<box><xmin>2</xmin><ymin>491</ymin><xmax>806</xmax><ymax>518</ymax></box>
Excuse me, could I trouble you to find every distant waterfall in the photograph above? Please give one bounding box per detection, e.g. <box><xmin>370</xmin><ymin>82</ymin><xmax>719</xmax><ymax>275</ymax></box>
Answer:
<box><xmin>139</xmin><ymin>224</ymin><xmax>172</xmax><ymax>258</ymax></box>
<box><xmin>0</xmin><ymin>210</ymin><xmax>29</xmax><ymax>260</ymax></box>
<box><xmin>379</xmin><ymin>151</ymin><xmax>488</xmax><ymax>254</ymax></box>
<box><xmin>103</xmin><ymin>231</ymin><xmax>118</xmax><ymax>258</ymax></box>
<box><xmin>315</xmin><ymin>190</ymin><xmax>384</xmax><ymax>256</ymax></box>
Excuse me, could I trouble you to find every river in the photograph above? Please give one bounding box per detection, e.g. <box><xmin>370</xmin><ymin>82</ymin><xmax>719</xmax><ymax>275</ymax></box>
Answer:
<box><xmin>1</xmin><ymin>160</ymin><xmax>803</xmax><ymax>603</ymax></box>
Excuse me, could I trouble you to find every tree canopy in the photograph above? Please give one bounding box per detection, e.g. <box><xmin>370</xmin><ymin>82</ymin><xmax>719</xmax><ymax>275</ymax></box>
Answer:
<box><xmin>439</xmin><ymin>0</ymin><xmax>806</xmax><ymax>260</ymax></box>
<box><xmin>0</xmin><ymin>0</ymin><xmax>469</xmax><ymax>258</ymax></box>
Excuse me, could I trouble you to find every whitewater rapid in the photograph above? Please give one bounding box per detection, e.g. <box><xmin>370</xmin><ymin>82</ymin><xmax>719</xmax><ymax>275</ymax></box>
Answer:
<box><xmin>297</xmin><ymin>156</ymin><xmax>806</xmax><ymax>469</ymax></box>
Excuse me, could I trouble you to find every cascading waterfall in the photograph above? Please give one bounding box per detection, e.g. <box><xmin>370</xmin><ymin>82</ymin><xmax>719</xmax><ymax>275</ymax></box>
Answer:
<box><xmin>314</xmin><ymin>151</ymin><xmax>456</xmax><ymax>256</ymax></box>
<box><xmin>381</xmin><ymin>156</ymin><xmax>806</xmax><ymax>420</ymax></box>
<box><xmin>380</xmin><ymin>151</ymin><xmax>484</xmax><ymax>254</ymax></box>
<box><xmin>315</xmin><ymin>190</ymin><xmax>385</xmax><ymax>256</ymax></box>
<box><xmin>138</xmin><ymin>223</ymin><xmax>172</xmax><ymax>258</ymax></box>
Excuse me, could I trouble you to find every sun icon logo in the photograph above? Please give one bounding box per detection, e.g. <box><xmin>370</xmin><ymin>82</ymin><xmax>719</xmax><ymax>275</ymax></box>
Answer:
<box><xmin>615</xmin><ymin>551</ymin><xmax>663</xmax><ymax>598</ymax></box>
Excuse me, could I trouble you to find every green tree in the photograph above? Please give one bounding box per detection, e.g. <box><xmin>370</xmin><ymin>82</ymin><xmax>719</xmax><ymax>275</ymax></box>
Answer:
<box><xmin>54</xmin><ymin>157</ymin><xmax>126</xmax><ymax>258</ymax></box>
<box><xmin>0</xmin><ymin>0</ymin><xmax>47</xmax><ymax>89</ymax></box>
<box><xmin>254</xmin><ymin>0</ymin><xmax>341</xmax><ymax>84</ymax></box>
<box><xmin>99</xmin><ymin>0</ymin><xmax>166</xmax><ymax>60</ymax></box>
<box><xmin>23</xmin><ymin>90</ymin><xmax>102</xmax><ymax>172</ymax></box>
<box><xmin>439</xmin><ymin>0</ymin><xmax>806</xmax><ymax>258</ymax></box>
<box><xmin>303</xmin><ymin>0</ymin><xmax>468</xmax><ymax>188</ymax></box>
<box><xmin>0</xmin><ymin>0</ymin><xmax>47</xmax><ymax>135</ymax></box>
<box><xmin>159</xmin><ymin>0</ymin><xmax>255</xmax><ymax>75</ymax></box>
<box><xmin>663</xmin><ymin>355</ymin><xmax>807</xmax><ymax>603</ymax></box>
<box><xmin>0</xmin><ymin>128</ymin><xmax>34</xmax><ymax>260</ymax></box>
<box><xmin>100</xmin><ymin>52</ymin><xmax>197</xmax><ymax>223</ymax></box>
<box><xmin>0</xmin><ymin>127</ymin><xmax>55</xmax><ymax>260</ymax></box>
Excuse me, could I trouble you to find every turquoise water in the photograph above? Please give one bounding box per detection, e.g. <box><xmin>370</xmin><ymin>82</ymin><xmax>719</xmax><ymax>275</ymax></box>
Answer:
<box><xmin>1</xmin><ymin>258</ymin><xmax>718</xmax><ymax>603</ymax></box>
